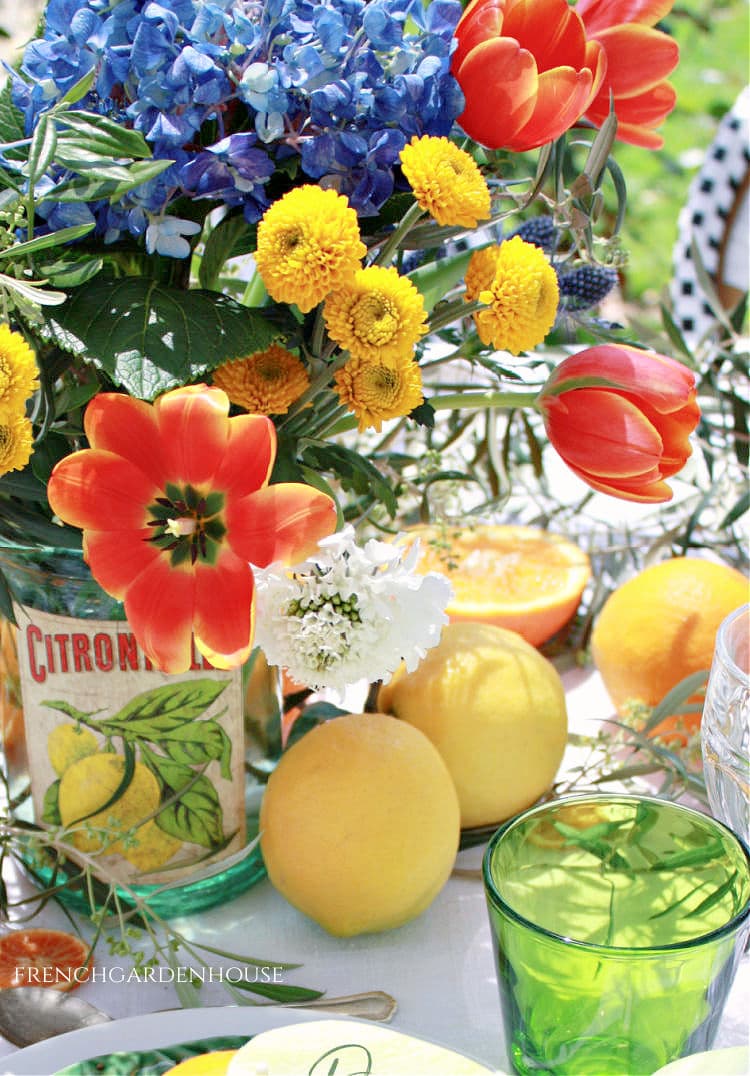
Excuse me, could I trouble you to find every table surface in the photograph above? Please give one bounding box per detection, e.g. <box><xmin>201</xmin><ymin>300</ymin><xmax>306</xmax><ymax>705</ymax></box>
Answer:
<box><xmin>0</xmin><ymin>666</ymin><xmax>748</xmax><ymax>1071</ymax></box>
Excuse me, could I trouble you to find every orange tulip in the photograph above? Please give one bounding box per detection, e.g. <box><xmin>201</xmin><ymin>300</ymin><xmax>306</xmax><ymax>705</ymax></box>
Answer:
<box><xmin>451</xmin><ymin>0</ymin><xmax>606</xmax><ymax>151</ymax></box>
<box><xmin>47</xmin><ymin>387</ymin><xmax>337</xmax><ymax>674</ymax></box>
<box><xmin>538</xmin><ymin>344</ymin><xmax>700</xmax><ymax>502</ymax></box>
<box><xmin>576</xmin><ymin>0</ymin><xmax>679</xmax><ymax>148</ymax></box>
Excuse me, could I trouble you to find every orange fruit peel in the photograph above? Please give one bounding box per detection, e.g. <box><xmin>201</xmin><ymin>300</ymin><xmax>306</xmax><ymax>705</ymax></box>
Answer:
<box><xmin>405</xmin><ymin>523</ymin><xmax>591</xmax><ymax>646</ymax></box>
<box><xmin>0</xmin><ymin>928</ymin><xmax>92</xmax><ymax>991</ymax></box>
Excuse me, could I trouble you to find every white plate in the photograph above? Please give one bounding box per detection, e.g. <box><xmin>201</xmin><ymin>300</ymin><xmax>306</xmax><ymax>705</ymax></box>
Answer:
<box><xmin>2</xmin><ymin>1006</ymin><xmax>348</xmax><ymax>1075</ymax></box>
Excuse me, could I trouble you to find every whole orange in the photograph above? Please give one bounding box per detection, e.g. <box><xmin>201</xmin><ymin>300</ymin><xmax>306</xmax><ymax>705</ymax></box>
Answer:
<box><xmin>591</xmin><ymin>557</ymin><xmax>748</xmax><ymax>736</ymax></box>
<box><xmin>405</xmin><ymin>524</ymin><xmax>591</xmax><ymax>647</ymax></box>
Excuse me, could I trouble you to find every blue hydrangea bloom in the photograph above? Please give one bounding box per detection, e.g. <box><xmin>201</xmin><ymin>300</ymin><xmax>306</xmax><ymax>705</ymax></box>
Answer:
<box><xmin>13</xmin><ymin>0</ymin><xmax>464</xmax><ymax>253</ymax></box>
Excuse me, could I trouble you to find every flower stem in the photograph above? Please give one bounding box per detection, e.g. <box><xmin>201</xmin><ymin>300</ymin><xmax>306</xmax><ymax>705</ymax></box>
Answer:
<box><xmin>324</xmin><ymin>390</ymin><xmax>540</xmax><ymax>436</ymax></box>
<box><xmin>372</xmin><ymin>201</ymin><xmax>426</xmax><ymax>268</ymax></box>
<box><xmin>428</xmin><ymin>297</ymin><xmax>485</xmax><ymax>333</ymax></box>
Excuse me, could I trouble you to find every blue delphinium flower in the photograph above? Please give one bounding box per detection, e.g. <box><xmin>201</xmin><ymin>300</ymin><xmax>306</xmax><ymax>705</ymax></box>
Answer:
<box><xmin>13</xmin><ymin>0</ymin><xmax>464</xmax><ymax>252</ymax></box>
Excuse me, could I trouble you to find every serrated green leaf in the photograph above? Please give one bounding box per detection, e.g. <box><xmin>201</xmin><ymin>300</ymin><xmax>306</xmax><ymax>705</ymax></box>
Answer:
<box><xmin>42</xmin><ymin>277</ymin><xmax>280</xmax><ymax>399</ymax></box>
<box><xmin>161</xmin><ymin>720</ymin><xmax>233</xmax><ymax>771</ymax></box>
<box><xmin>142</xmin><ymin>750</ymin><xmax>225</xmax><ymax>848</ymax></box>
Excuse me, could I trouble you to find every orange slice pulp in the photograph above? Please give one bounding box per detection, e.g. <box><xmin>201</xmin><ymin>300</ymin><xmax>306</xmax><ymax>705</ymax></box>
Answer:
<box><xmin>406</xmin><ymin>523</ymin><xmax>591</xmax><ymax>646</ymax></box>
<box><xmin>0</xmin><ymin>928</ymin><xmax>92</xmax><ymax>991</ymax></box>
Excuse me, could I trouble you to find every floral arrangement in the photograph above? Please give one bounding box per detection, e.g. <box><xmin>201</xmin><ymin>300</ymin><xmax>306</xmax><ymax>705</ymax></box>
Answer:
<box><xmin>0</xmin><ymin>0</ymin><xmax>703</xmax><ymax>685</ymax></box>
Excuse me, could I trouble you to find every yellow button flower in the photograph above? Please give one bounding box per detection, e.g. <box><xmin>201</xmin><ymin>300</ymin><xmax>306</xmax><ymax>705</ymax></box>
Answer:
<box><xmin>255</xmin><ymin>186</ymin><xmax>366</xmax><ymax>313</ymax></box>
<box><xmin>0</xmin><ymin>413</ymin><xmax>34</xmax><ymax>477</ymax></box>
<box><xmin>465</xmin><ymin>236</ymin><xmax>559</xmax><ymax>354</ymax></box>
<box><xmin>212</xmin><ymin>344</ymin><xmax>310</xmax><ymax>415</ymax></box>
<box><xmin>0</xmin><ymin>324</ymin><xmax>39</xmax><ymax>419</ymax></box>
<box><xmin>324</xmin><ymin>265</ymin><xmax>428</xmax><ymax>364</ymax></box>
<box><xmin>334</xmin><ymin>353</ymin><xmax>424</xmax><ymax>433</ymax></box>
<box><xmin>400</xmin><ymin>135</ymin><xmax>491</xmax><ymax>229</ymax></box>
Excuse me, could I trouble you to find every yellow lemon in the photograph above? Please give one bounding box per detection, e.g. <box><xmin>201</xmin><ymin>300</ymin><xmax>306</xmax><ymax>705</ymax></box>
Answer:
<box><xmin>591</xmin><ymin>557</ymin><xmax>748</xmax><ymax>737</ymax></box>
<box><xmin>58</xmin><ymin>753</ymin><xmax>162</xmax><ymax>860</ymax></box>
<box><xmin>378</xmin><ymin>622</ymin><xmax>567</xmax><ymax>828</ymax></box>
<box><xmin>163</xmin><ymin>1051</ymin><xmax>238</xmax><ymax>1075</ymax></box>
<box><xmin>259</xmin><ymin>712</ymin><xmax>460</xmax><ymax>937</ymax></box>
<box><xmin>121</xmin><ymin>818</ymin><xmax>182</xmax><ymax>874</ymax></box>
<box><xmin>47</xmin><ymin>724</ymin><xmax>98</xmax><ymax>777</ymax></box>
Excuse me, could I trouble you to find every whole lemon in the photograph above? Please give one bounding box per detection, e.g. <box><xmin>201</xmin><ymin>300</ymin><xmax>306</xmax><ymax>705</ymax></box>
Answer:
<box><xmin>378</xmin><ymin>622</ymin><xmax>567</xmax><ymax>828</ymax></box>
<box><xmin>259</xmin><ymin>712</ymin><xmax>460</xmax><ymax>937</ymax></box>
<box><xmin>47</xmin><ymin>723</ymin><xmax>98</xmax><ymax>777</ymax></box>
<box><xmin>591</xmin><ymin>557</ymin><xmax>748</xmax><ymax>734</ymax></box>
<box><xmin>59</xmin><ymin>753</ymin><xmax>163</xmax><ymax>859</ymax></box>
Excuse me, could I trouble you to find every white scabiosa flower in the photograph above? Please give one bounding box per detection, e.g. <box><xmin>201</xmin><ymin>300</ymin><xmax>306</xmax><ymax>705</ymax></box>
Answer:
<box><xmin>253</xmin><ymin>525</ymin><xmax>452</xmax><ymax>695</ymax></box>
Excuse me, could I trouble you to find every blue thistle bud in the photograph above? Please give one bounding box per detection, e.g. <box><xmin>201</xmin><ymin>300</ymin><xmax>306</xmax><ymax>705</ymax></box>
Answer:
<box><xmin>510</xmin><ymin>216</ymin><xmax>558</xmax><ymax>254</ymax></box>
<box><xmin>558</xmin><ymin>265</ymin><xmax>619</xmax><ymax>310</ymax></box>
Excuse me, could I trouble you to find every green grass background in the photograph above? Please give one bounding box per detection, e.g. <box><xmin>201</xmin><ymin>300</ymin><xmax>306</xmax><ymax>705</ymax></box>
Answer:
<box><xmin>615</xmin><ymin>0</ymin><xmax>749</xmax><ymax>302</ymax></box>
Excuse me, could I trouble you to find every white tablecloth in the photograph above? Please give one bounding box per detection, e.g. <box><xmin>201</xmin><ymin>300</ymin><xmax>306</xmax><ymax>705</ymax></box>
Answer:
<box><xmin>0</xmin><ymin>668</ymin><xmax>748</xmax><ymax>1070</ymax></box>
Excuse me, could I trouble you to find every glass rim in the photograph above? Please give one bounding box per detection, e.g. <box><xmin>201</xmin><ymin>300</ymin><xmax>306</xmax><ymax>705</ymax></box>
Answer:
<box><xmin>714</xmin><ymin>604</ymin><xmax>749</xmax><ymax>686</ymax></box>
<box><xmin>482</xmin><ymin>792</ymin><xmax>750</xmax><ymax>955</ymax></box>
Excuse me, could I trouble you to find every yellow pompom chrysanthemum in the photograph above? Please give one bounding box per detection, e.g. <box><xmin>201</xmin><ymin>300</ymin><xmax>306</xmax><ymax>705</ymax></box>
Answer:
<box><xmin>0</xmin><ymin>324</ymin><xmax>38</xmax><ymax>419</ymax></box>
<box><xmin>400</xmin><ymin>135</ymin><xmax>491</xmax><ymax>228</ymax></box>
<box><xmin>255</xmin><ymin>186</ymin><xmax>366</xmax><ymax>313</ymax></box>
<box><xmin>324</xmin><ymin>266</ymin><xmax>428</xmax><ymax>364</ymax></box>
<box><xmin>212</xmin><ymin>344</ymin><xmax>310</xmax><ymax>415</ymax></box>
<box><xmin>334</xmin><ymin>354</ymin><xmax>424</xmax><ymax>433</ymax></box>
<box><xmin>0</xmin><ymin>413</ymin><xmax>34</xmax><ymax>477</ymax></box>
<box><xmin>465</xmin><ymin>236</ymin><xmax>559</xmax><ymax>355</ymax></box>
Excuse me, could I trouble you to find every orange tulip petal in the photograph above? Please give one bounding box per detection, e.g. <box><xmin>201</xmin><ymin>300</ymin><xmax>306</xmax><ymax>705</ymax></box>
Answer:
<box><xmin>576</xmin><ymin>0</ymin><xmax>674</xmax><ymax>34</ymax></box>
<box><xmin>564</xmin><ymin>460</ymin><xmax>674</xmax><ymax>503</ymax></box>
<box><xmin>453</xmin><ymin>0</ymin><xmax>505</xmax><ymax>70</ymax></box>
<box><xmin>503</xmin><ymin>0</ymin><xmax>588</xmax><ymax>72</ymax></box>
<box><xmin>193</xmin><ymin>551</ymin><xmax>255</xmax><ymax>670</ymax></box>
<box><xmin>507</xmin><ymin>65</ymin><xmax>595</xmax><ymax>151</ymax></box>
<box><xmin>154</xmin><ymin>385</ymin><xmax>230</xmax><ymax>486</ymax></box>
<box><xmin>83</xmin><ymin>528</ymin><xmax>162</xmax><ymax>600</ymax></box>
<box><xmin>590</xmin><ymin>82</ymin><xmax>677</xmax><ymax>128</ymax></box>
<box><xmin>227</xmin><ymin>483</ymin><xmax>337</xmax><ymax>568</ymax></box>
<box><xmin>213</xmin><ymin>413</ymin><xmax>276</xmax><ymax>497</ymax></box>
<box><xmin>543</xmin><ymin>390</ymin><xmax>664</xmax><ymax>479</ymax></box>
<box><xmin>48</xmin><ymin>451</ymin><xmax>157</xmax><ymax>531</ymax></box>
<box><xmin>123</xmin><ymin>558</ymin><xmax>195</xmax><ymax>674</ymax></box>
<box><xmin>590</xmin><ymin>25</ymin><xmax>679</xmax><ymax>97</ymax></box>
<box><xmin>584</xmin><ymin>38</ymin><xmax>608</xmax><ymax>100</ymax></box>
<box><xmin>622</xmin><ymin>396</ymin><xmax>698</xmax><ymax>476</ymax></box>
<box><xmin>83</xmin><ymin>395</ymin><xmax>167</xmax><ymax>488</ymax></box>
<box><xmin>545</xmin><ymin>344</ymin><xmax>696</xmax><ymax>413</ymax></box>
<box><xmin>455</xmin><ymin>36</ymin><xmax>539</xmax><ymax>148</ymax></box>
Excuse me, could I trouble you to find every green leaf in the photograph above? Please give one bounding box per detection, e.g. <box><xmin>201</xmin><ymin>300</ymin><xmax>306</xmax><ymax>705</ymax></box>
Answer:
<box><xmin>45</xmin><ymin>159</ymin><xmax>173</xmax><ymax>204</ymax></box>
<box><xmin>42</xmin><ymin>780</ymin><xmax>62</xmax><ymax>826</ymax></box>
<box><xmin>643</xmin><ymin>670</ymin><xmax>709</xmax><ymax>732</ymax></box>
<box><xmin>0</xmin><ymin>568</ymin><xmax>18</xmax><ymax>623</ymax></box>
<box><xmin>0</xmin><ymin>81</ymin><xmax>26</xmax><ymax>151</ymax></box>
<box><xmin>103</xmin><ymin>680</ymin><xmax>229</xmax><ymax>736</ymax></box>
<box><xmin>27</xmin><ymin>114</ymin><xmax>57</xmax><ymax>186</ymax></box>
<box><xmin>42</xmin><ymin>277</ymin><xmax>280</xmax><ymax>399</ymax></box>
<box><xmin>409</xmin><ymin>249</ymin><xmax>473</xmax><ymax>313</ymax></box>
<box><xmin>141</xmin><ymin>751</ymin><xmax>226</xmax><ymax>848</ymax></box>
<box><xmin>55</xmin><ymin>112</ymin><xmax>155</xmax><ymax>160</ymax></box>
<box><xmin>301</xmin><ymin>442</ymin><xmax>398</xmax><ymax>517</ymax></box>
<box><xmin>721</xmin><ymin>490</ymin><xmax>750</xmax><ymax>528</ymax></box>
<box><xmin>39</xmin><ymin>253</ymin><xmax>104</xmax><ymax>289</ymax></box>
<box><xmin>199</xmin><ymin>214</ymin><xmax>257</xmax><ymax>290</ymax></box>
<box><xmin>30</xmin><ymin>431</ymin><xmax>71</xmax><ymax>486</ymax></box>
<box><xmin>160</xmin><ymin>720</ymin><xmax>233</xmax><ymax>772</ymax></box>
<box><xmin>229</xmin><ymin>980</ymin><xmax>324</xmax><ymax>1003</ymax></box>
<box><xmin>56</xmin><ymin>68</ymin><xmax>98</xmax><ymax>107</ymax></box>
<box><xmin>0</xmin><ymin>222</ymin><xmax>96</xmax><ymax>260</ymax></box>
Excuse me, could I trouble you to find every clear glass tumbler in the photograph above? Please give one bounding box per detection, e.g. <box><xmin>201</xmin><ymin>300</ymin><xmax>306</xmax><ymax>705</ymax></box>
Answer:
<box><xmin>483</xmin><ymin>793</ymin><xmax>750</xmax><ymax>1076</ymax></box>
<box><xmin>701</xmin><ymin>604</ymin><xmax>749</xmax><ymax>844</ymax></box>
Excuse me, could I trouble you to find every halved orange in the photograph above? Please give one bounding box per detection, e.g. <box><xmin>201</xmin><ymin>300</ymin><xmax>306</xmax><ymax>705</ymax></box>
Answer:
<box><xmin>0</xmin><ymin>928</ymin><xmax>92</xmax><ymax>991</ymax></box>
<box><xmin>406</xmin><ymin>523</ymin><xmax>591</xmax><ymax>647</ymax></box>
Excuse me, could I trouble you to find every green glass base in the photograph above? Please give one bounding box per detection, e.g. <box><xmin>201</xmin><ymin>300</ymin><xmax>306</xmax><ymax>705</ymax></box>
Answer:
<box><xmin>19</xmin><ymin>811</ymin><xmax>268</xmax><ymax>920</ymax></box>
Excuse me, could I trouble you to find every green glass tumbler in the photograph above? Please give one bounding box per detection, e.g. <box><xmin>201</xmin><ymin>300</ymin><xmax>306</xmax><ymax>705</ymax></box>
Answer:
<box><xmin>483</xmin><ymin>794</ymin><xmax>750</xmax><ymax>1076</ymax></box>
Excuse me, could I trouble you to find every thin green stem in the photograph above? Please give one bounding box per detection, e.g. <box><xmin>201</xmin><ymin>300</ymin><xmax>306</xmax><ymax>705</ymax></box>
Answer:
<box><xmin>428</xmin><ymin>297</ymin><xmax>485</xmax><ymax>333</ymax></box>
<box><xmin>372</xmin><ymin>201</ymin><xmax>425</xmax><ymax>267</ymax></box>
<box><xmin>324</xmin><ymin>390</ymin><xmax>540</xmax><ymax>437</ymax></box>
